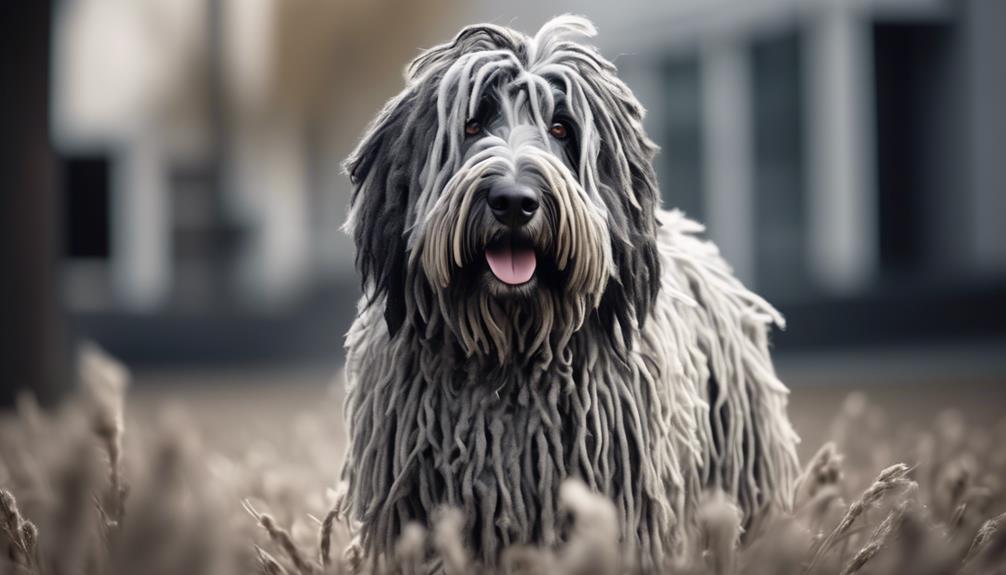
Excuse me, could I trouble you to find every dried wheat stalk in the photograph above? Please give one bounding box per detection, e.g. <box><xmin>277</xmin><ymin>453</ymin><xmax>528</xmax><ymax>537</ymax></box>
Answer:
<box><xmin>1</xmin><ymin>488</ymin><xmax>35</xmax><ymax>570</ymax></box>
<box><xmin>805</xmin><ymin>463</ymin><xmax>915</xmax><ymax>573</ymax></box>
<box><xmin>962</xmin><ymin>511</ymin><xmax>1006</xmax><ymax>568</ymax></box>
<box><xmin>840</xmin><ymin>501</ymin><xmax>908</xmax><ymax>575</ymax></box>
<box><xmin>794</xmin><ymin>443</ymin><xmax>843</xmax><ymax>507</ymax></box>
<box><xmin>245</xmin><ymin>500</ymin><xmax>317</xmax><ymax>575</ymax></box>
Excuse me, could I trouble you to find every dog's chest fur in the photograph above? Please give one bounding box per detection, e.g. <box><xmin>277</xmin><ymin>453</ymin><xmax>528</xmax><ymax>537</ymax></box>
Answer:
<box><xmin>339</xmin><ymin>211</ymin><xmax>799</xmax><ymax>566</ymax></box>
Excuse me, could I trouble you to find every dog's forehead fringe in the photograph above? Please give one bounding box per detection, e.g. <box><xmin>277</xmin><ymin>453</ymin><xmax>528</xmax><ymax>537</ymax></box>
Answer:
<box><xmin>408</xmin><ymin>20</ymin><xmax>607</xmax><ymax>91</ymax></box>
<box><xmin>410</xmin><ymin>24</ymin><xmax>629</xmax><ymax>198</ymax></box>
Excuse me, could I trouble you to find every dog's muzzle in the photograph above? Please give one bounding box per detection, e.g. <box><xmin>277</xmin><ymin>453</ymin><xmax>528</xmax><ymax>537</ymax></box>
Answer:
<box><xmin>485</xmin><ymin>183</ymin><xmax>540</xmax><ymax>285</ymax></box>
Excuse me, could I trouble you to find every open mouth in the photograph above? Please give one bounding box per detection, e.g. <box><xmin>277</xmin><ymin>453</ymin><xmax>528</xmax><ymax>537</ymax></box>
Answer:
<box><xmin>485</xmin><ymin>233</ymin><xmax>537</xmax><ymax>286</ymax></box>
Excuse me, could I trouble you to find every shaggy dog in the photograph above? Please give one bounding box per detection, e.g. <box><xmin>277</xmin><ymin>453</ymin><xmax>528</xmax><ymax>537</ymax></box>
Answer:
<box><xmin>339</xmin><ymin>15</ymin><xmax>799</xmax><ymax>567</ymax></box>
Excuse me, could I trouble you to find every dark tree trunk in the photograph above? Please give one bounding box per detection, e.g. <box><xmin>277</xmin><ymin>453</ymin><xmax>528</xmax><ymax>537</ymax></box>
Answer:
<box><xmin>0</xmin><ymin>1</ymin><xmax>69</xmax><ymax>406</ymax></box>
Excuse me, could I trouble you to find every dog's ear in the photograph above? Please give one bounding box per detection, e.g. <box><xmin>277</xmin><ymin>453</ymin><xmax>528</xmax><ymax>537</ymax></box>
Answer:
<box><xmin>346</xmin><ymin>28</ymin><xmax>519</xmax><ymax>338</ymax></box>
<box><xmin>600</xmin><ymin>107</ymin><xmax>662</xmax><ymax>336</ymax></box>
<box><xmin>344</xmin><ymin>90</ymin><xmax>418</xmax><ymax>337</ymax></box>
<box><xmin>572</xmin><ymin>58</ymin><xmax>663</xmax><ymax>342</ymax></box>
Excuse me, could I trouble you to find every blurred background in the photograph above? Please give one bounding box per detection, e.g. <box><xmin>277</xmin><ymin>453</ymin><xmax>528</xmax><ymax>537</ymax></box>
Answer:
<box><xmin>2</xmin><ymin>0</ymin><xmax>1005</xmax><ymax>448</ymax></box>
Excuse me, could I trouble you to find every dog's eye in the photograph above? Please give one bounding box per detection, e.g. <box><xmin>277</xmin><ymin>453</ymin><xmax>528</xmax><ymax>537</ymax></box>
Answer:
<box><xmin>549</xmin><ymin>122</ymin><xmax>569</xmax><ymax>140</ymax></box>
<box><xmin>464</xmin><ymin>119</ymin><xmax>482</xmax><ymax>137</ymax></box>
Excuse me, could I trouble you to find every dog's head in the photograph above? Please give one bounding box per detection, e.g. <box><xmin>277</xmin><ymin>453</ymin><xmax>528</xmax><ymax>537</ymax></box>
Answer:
<box><xmin>345</xmin><ymin>15</ymin><xmax>661</xmax><ymax>365</ymax></box>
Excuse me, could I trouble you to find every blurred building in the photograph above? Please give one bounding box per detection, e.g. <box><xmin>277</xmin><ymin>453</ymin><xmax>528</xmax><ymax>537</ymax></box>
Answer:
<box><xmin>53</xmin><ymin>0</ymin><xmax>1006</xmax><ymax>369</ymax></box>
<box><xmin>53</xmin><ymin>0</ymin><xmax>462</xmax><ymax>365</ymax></box>
<box><xmin>54</xmin><ymin>0</ymin><xmax>458</xmax><ymax>311</ymax></box>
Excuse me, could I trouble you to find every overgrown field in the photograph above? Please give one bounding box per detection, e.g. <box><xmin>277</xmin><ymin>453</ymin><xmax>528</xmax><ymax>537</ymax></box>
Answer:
<box><xmin>1</xmin><ymin>346</ymin><xmax>1005</xmax><ymax>574</ymax></box>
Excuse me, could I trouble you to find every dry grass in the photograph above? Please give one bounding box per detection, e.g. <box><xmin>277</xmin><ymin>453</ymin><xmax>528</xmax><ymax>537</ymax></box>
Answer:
<box><xmin>1</xmin><ymin>348</ymin><xmax>1005</xmax><ymax>574</ymax></box>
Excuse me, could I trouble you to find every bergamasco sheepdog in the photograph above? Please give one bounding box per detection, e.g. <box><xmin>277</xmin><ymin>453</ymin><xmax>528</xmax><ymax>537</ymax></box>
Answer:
<box><xmin>338</xmin><ymin>14</ymin><xmax>800</xmax><ymax>568</ymax></box>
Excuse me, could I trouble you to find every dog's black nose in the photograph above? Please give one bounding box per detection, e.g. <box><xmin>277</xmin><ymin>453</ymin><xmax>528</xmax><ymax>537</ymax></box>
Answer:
<box><xmin>487</xmin><ymin>184</ymin><xmax>539</xmax><ymax>227</ymax></box>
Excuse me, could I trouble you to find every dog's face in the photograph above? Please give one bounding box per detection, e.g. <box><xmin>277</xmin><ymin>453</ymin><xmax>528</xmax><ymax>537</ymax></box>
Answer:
<box><xmin>426</xmin><ymin>77</ymin><xmax>608</xmax><ymax>302</ymax></box>
<box><xmin>345</xmin><ymin>16</ymin><xmax>662</xmax><ymax>365</ymax></box>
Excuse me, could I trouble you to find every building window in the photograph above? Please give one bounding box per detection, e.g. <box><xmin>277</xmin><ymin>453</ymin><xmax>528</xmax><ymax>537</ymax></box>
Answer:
<box><xmin>660</xmin><ymin>54</ymin><xmax>705</xmax><ymax>222</ymax></box>
<box><xmin>873</xmin><ymin>21</ymin><xmax>962</xmax><ymax>278</ymax></box>
<box><xmin>751</xmin><ymin>30</ymin><xmax>810</xmax><ymax>301</ymax></box>
<box><xmin>63</xmin><ymin>155</ymin><xmax>111</xmax><ymax>259</ymax></box>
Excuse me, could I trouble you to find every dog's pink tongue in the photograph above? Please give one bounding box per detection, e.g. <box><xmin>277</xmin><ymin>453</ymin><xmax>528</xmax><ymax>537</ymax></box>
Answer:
<box><xmin>486</xmin><ymin>245</ymin><xmax>536</xmax><ymax>285</ymax></box>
